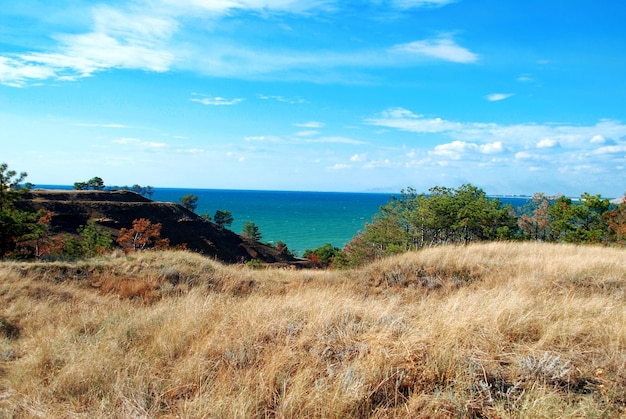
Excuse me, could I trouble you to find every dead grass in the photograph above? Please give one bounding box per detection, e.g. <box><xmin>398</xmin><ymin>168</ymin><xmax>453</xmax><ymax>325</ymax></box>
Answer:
<box><xmin>0</xmin><ymin>242</ymin><xmax>624</xmax><ymax>418</ymax></box>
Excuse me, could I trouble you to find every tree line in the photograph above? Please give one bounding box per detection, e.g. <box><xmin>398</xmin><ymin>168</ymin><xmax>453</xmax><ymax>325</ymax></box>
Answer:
<box><xmin>329</xmin><ymin>184</ymin><xmax>625</xmax><ymax>267</ymax></box>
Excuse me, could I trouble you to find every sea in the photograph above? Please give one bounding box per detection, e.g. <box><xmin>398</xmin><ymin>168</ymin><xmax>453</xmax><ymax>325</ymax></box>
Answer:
<box><xmin>37</xmin><ymin>186</ymin><xmax>530</xmax><ymax>256</ymax></box>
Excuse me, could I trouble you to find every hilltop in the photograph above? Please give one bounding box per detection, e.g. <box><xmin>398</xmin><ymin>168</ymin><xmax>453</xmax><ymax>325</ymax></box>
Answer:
<box><xmin>18</xmin><ymin>189</ymin><xmax>307</xmax><ymax>266</ymax></box>
<box><xmin>0</xmin><ymin>242</ymin><xmax>624</xmax><ymax>417</ymax></box>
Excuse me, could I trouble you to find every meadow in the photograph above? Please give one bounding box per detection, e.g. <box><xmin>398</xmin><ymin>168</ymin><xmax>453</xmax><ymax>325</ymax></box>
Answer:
<box><xmin>0</xmin><ymin>242</ymin><xmax>624</xmax><ymax>418</ymax></box>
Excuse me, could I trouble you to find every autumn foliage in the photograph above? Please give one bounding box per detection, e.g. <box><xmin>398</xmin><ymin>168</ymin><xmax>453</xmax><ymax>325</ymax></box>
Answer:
<box><xmin>116</xmin><ymin>218</ymin><xmax>169</xmax><ymax>253</ymax></box>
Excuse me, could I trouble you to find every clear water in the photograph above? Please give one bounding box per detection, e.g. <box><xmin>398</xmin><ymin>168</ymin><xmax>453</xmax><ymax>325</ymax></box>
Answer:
<box><xmin>152</xmin><ymin>188</ymin><xmax>393</xmax><ymax>255</ymax></box>
<box><xmin>37</xmin><ymin>186</ymin><xmax>530</xmax><ymax>256</ymax></box>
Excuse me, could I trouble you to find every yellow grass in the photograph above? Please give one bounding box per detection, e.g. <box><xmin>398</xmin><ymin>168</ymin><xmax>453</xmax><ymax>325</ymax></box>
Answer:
<box><xmin>0</xmin><ymin>242</ymin><xmax>624</xmax><ymax>418</ymax></box>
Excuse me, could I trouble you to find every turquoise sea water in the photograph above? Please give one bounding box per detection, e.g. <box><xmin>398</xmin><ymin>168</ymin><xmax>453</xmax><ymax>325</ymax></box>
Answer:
<box><xmin>39</xmin><ymin>186</ymin><xmax>530</xmax><ymax>256</ymax></box>
<box><xmin>152</xmin><ymin>189</ymin><xmax>393</xmax><ymax>255</ymax></box>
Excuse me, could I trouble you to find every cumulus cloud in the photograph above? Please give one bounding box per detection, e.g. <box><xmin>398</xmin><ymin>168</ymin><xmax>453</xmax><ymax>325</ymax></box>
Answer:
<box><xmin>331</xmin><ymin>163</ymin><xmax>351</xmax><ymax>170</ymax></box>
<box><xmin>590</xmin><ymin>134</ymin><xmax>606</xmax><ymax>144</ymax></box>
<box><xmin>350</xmin><ymin>153</ymin><xmax>367</xmax><ymax>162</ymax></box>
<box><xmin>537</xmin><ymin>138</ymin><xmax>558</xmax><ymax>148</ymax></box>
<box><xmin>367</xmin><ymin>108</ymin><xmax>626</xmax><ymax>149</ymax></box>
<box><xmin>479</xmin><ymin>141</ymin><xmax>504</xmax><ymax>154</ymax></box>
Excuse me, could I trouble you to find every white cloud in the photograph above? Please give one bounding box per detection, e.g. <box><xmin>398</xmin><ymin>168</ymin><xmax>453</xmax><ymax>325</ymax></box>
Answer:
<box><xmin>304</xmin><ymin>136</ymin><xmax>367</xmax><ymax>145</ymax></box>
<box><xmin>432</xmin><ymin>141</ymin><xmax>476</xmax><ymax>159</ymax></box>
<box><xmin>590</xmin><ymin>134</ymin><xmax>606</xmax><ymax>144</ymax></box>
<box><xmin>537</xmin><ymin>138</ymin><xmax>557</xmax><ymax>148</ymax></box>
<box><xmin>367</xmin><ymin>108</ymin><xmax>462</xmax><ymax>133</ymax></box>
<box><xmin>331</xmin><ymin>163</ymin><xmax>351</xmax><ymax>170</ymax></box>
<box><xmin>0</xmin><ymin>0</ymin><xmax>479</xmax><ymax>87</ymax></box>
<box><xmin>350</xmin><ymin>153</ymin><xmax>367</xmax><ymax>162</ymax></box>
<box><xmin>295</xmin><ymin>130</ymin><xmax>319</xmax><ymax>137</ymax></box>
<box><xmin>486</xmin><ymin>93</ymin><xmax>513</xmax><ymax>102</ymax></box>
<box><xmin>294</xmin><ymin>121</ymin><xmax>325</xmax><ymax>128</ymax></box>
<box><xmin>479</xmin><ymin>141</ymin><xmax>504</xmax><ymax>154</ymax></box>
<box><xmin>244</xmin><ymin>135</ymin><xmax>281</xmax><ymax>142</ymax></box>
<box><xmin>515</xmin><ymin>151</ymin><xmax>533</xmax><ymax>160</ymax></box>
<box><xmin>367</xmin><ymin>108</ymin><xmax>626</xmax><ymax>150</ymax></box>
<box><xmin>112</xmin><ymin>137</ymin><xmax>168</xmax><ymax>148</ymax></box>
<box><xmin>74</xmin><ymin>122</ymin><xmax>131</xmax><ymax>128</ymax></box>
<box><xmin>516</xmin><ymin>74</ymin><xmax>533</xmax><ymax>83</ymax></box>
<box><xmin>191</xmin><ymin>96</ymin><xmax>244</xmax><ymax>106</ymax></box>
<box><xmin>390</xmin><ymin>0</ymin><xmax>456</xmax><ymax>8</ymax></box>
<box><xmin>591</xmin><ymin>145</ymin><xmax>626</xmax><ymax>155</ymax></box>
<box><xmin>259</xmin><ymin>94</ymin><xmax>307</xmax><ymax>104</ymax></box>
<box><xmin>390</xmin><ymin>36</ymin><xmax>479</xmax><ymax>63</ymax></box>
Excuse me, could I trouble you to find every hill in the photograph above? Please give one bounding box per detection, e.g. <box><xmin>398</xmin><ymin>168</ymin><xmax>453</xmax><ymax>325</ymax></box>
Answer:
<box><xmin>18</xmin><ymin>190</ymin><xmax>306</xmax><ymax>266</ymax></box>
<box><xmin>0</xmin><ymin>242</ymin><xmax>624</xmax><ymax>417</ymax></box>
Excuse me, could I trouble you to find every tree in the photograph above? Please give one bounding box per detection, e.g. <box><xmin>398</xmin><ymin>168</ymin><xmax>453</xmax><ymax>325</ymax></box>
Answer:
<box><xmin>242</xmin><ymin>221</ymin><xmax>262</xmax><ymax>241</ymax></box>
<box><xmin>605</xmin><ymin>194</ymin><xmax>626</xmax><ymax>246</ymax></box>
<box><xmin>213</xmin><ymin>209</ymin><xmax>234</xmax><ymax>228</ymax></box>
<box><xmin>518</xmin><ymin>193</ymin><xmax>551</xmax><ymax>241</ymax></box>
<box><xmin>303</xmin><ymin>243</ymin><xmax>340</xmax><ymax>268</ymax></box>
<box><xmin>77</xmin><ymin>220</ymin><xmax>113</xmax><ymax>257</ymax></box>
<box><xmin>120</xmin><ymin>184</ymin><xmax>154</xmax><ymax>198</ymax></box>
<box><xmin>74</xmin><ymin>177</ymin><xmax>105</xmax><ymax>190</ymax></box>
<box><xmin>340</xmin><ymin>184</ymin><xmax>518</xmax><ymax>266</ymax></box>
<box><xmin>179</xmin><ymin>194</ymin><xmax>198</xmax><ymax>212</ymax></box>
<box><xmin>0</xmin><ymin>163</ymin><xmax>39</xmax><ymax>257</ymax></box>
<box><xmin>117</xmin><ymin>218</ymin><xmax>169</xmax><ymax>252</ymax></box>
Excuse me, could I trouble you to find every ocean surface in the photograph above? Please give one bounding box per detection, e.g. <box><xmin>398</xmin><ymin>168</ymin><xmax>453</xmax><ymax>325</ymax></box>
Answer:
<box><xmin>38</xmin><ymin>186</ymin><xmax>530</xmax><ymax>256</ymax></box>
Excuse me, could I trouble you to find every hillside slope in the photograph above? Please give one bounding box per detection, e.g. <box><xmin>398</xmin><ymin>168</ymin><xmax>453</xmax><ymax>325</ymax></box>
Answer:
<box><xmin>18</xmin><ymin>190</ymin><xmax>304</xmax><ymax>265</ymax></box>
<box><xmin>0</xmin><ymin>242</ymin><xmax>624</xmax><ymax>417</ymax></box>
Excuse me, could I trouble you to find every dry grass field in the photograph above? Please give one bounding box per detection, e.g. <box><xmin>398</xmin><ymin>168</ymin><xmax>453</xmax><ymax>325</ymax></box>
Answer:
<box><xmin>0</xmin><ymin>242</ymin><xmax>624</xmax><ymax>418</ymax></box>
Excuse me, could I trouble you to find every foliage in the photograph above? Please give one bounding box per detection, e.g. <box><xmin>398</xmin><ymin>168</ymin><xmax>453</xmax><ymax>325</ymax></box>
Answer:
<box><xmin>242</xmin><ymin>221</ymin><xmax>262</xmax><ymax>241</ymax></box>
<box><xmin>213</xmin><ymin>209</ymin><xmax>234</xmax><ymax>228</ymax></box>
<box><xmin>117</xmin><ymin>218</ymin><xmax>169</xmax><ymax>253</ymax></box>
<box><xmin>119</xmin><ymin>184</ymin><xmax>154</xmax><ymax>198</ymax></box>
<box><xmin>605</xmin><ymin>194</ymin><xmax>626</xmax><ymax>245</ymax></box>
<box><xmin>73</xmin><ymin>176</ymin><xmax>105</xmax><ymax>190</ymax></box>
<box><xmin>303</xmin><ymin>243</ymin><xmax>341</xmax><ymax>268</ymax></box>
<box><xmin>275</xmin><ymin>240</ymin><xmax>294</xmax><ymax>257</ymax></box>
<box><xmin>0</xmin><ymin>163</ymin><xmax>40</xmax><ymax>257</ymax></box>
<box><xmin>179</xmin><ymin>194</ymin><xmax>198</xmax><ymax>212</ymax></box>
<box><xmin>77</xmin><ymin>220</ymin><xmax>114</xmax><ymax>257</ymax></box>
<box><xmin>341</xmin><ymin>184</ymin><xmax>516</xmax><ymax>266</ymax></box>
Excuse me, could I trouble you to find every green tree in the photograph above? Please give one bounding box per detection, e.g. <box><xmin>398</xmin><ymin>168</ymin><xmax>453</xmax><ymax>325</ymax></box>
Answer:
<box><xmin>120</xmin><ymin>184</ymin><xmax>154</xmax><ymax>198</ymax></box>
<box><xmin>303</xmin><ymin>243</ymin><xmax>340</xmax><ymax>268</ymax></box>
<box><xmin>341</xmin><ymin>184</ymin><xmax>517</xmax><ymax>266</ymax></box>
<box><xmin>0</xmin><ymin>163</ymin><xmax>39</xmax><ymax>257</ymax></box>
<box><xmin>74</xmin><ymin>176</ymin><xmax>105</xmax><ymax>190</ymax></box>
<box><xmin>77</xmin><ymin>220</ymin><xmax>113</xmax><ymax>257</ymax></box>
<box><xmin>242</xmin><ymin>221</ymin><xmax>262</xmax><ymax>241</ymax></box>
<box><xmin>179</xmin><ymin>194</ymin><xmax>199</xmax><ymax>212</ymax></box>
<box><xmin>548</xmin><ymin>193</ymin><xmax>610</xmax><ymax>243</ymax></box>
<box><xmin>213</xmin><ymin>209</ymin><xmax>234</xmax><ymax>228</ymax></box>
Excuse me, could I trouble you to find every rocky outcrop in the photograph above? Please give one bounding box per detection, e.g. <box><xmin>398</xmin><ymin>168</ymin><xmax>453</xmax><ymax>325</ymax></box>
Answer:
<box><xmin>19</xmin><ymin>190</ymin><xmax>306</xmax><ymax>266</ymax></box>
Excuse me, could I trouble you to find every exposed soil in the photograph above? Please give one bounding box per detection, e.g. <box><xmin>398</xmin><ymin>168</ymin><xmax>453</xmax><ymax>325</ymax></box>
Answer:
<box><xmin>19</xmin><ymin>190</ymin><xmax>310</xmax><ymax>267</ymax></box>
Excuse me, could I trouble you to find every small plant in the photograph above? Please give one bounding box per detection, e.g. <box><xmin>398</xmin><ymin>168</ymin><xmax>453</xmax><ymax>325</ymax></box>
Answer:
<box><xmin>517</xmin><ymin>352</ymin><xmax>571</xmax><ymax>384</ymax></box>
<box><xmin>244</xmin><ymin>258</ymin><xmax>263</xmax><ymax>269</ymax></box>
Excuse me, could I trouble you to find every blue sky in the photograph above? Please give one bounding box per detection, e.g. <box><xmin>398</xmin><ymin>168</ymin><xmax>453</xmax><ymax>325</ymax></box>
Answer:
<box><xmin>1</xmin><ymin>0</ymin><xmax>625</xmax><ymax>197</ymax></box>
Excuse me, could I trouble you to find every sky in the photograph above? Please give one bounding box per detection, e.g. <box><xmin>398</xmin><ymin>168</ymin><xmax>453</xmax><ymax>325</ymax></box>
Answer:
<box><xmin>1</xmin><ymin>0</ymin><xmax>625</xmax><ymax>197</ymax></box>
